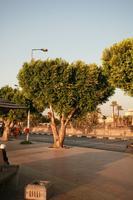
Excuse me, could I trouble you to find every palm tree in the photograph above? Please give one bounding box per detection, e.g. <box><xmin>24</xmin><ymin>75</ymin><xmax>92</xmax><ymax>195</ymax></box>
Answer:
<box><xmin>116</xmin><ymin>105</ymin><xmax>123</xmax><ymax>126</ymax></box>
<box><xmin>117</xmin><ymin>105</ymin><xmax>123</xmax><ymax>117</ymax></box>
<box><xmin>110</xmin><ymin>101</ymin><xmax>118</xmax><ymax>126</ymax></box>
<box><xmin>102</xmin><ymin>115</ymin><xmax>107</xmax><ymax>128</ymax></box>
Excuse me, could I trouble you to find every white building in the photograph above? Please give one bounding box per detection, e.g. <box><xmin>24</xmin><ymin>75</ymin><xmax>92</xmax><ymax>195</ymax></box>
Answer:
<box><xmin>125</xmin><ymin>109</ymin><xmax>133</xmax><ymax>117</ymax></box>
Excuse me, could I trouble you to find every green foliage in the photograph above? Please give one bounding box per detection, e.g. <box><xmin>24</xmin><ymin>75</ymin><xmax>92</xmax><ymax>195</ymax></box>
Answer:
<box><xmin>72</xmin><ymin>108</ymin><xmax>101</xmax><ymax>130</ymax></box>
<box><xmin>0</xmin><ymin>85</ymin><xmax>15</xmax><ymax>101</ymax></box>
<box><xmin>20</xmin><ymin>140</ymin><xmax>32</xmax><ymax>144</ymax></box>
<box><xmin>29</xmin><ymin>113</ymin><xmax>51</xmax><ymax>126</ymax></box>
<box><xmin>102</xmin><ymin>115</ymin><xmax>107</xmax><ymax>120</ymax></box>
<box><xmin>18</xmin><ymin>58</ymin><xmax>114</xmax><ymax>121</ymax></box>
<box><xmin>0</xmin><ymin>85</ymin><xmax>41</xmax><ymax>124</ymax></box>
<box><xmin>102</xmin><ymin>38</ymin><xmax>133</xmax><ymax>96</ymax></box>
<box><xmin>0</xmin><ymin>85</ymin><xmax>27</xmax><ymax>120</ymax></box>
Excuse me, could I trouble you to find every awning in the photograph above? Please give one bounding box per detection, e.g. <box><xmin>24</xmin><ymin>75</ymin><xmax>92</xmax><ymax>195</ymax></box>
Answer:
<box><xmin>0</xmin><ymin>98</ymin><xmax>27</xmax><ymax>110</ymax></box>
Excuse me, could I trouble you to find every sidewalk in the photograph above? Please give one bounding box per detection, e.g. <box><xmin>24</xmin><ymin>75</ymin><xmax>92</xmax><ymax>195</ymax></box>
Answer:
<box><xmin>1</xmin><ymin>140</ymin><xmax>133</xmax><ymax>200</ymax></box>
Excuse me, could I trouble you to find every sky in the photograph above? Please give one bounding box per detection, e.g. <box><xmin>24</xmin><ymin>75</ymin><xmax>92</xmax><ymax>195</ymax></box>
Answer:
<box><xmin>0</xmin><ymin>0</ymin><xmax>132</xmax><ymax>116</ymax></box>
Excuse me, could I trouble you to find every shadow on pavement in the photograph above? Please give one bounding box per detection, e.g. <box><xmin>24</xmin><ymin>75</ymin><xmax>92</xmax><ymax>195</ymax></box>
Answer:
<box><xmin>0</xmin><ymin>142</ymin><xmax>132</xmax><ymax>200</ymax></box>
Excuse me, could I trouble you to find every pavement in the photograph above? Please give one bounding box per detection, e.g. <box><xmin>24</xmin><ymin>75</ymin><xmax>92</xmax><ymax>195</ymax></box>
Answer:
<box><xmin>0</xmin><ymin>139</ymin><xmax>133</xmax><ymax>200</ymax></box>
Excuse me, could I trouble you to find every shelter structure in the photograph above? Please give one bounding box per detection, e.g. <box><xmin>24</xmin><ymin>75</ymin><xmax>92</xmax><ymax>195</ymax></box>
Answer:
<box><xmin>0</xmin><ymin>98</ymin><xmax>27</xmax><ymax>140</ymax></box>
<box><xmin>0</xmin><ymin>98</ymin><xmax>26</xmax><ymax>112</ymax></box>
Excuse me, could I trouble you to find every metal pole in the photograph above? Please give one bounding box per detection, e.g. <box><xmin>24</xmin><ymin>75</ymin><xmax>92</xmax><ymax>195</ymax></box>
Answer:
<box><xmin>28</xmin><ymin>48</ymin><xmax>48</xmax><ymax>141</ymax></box>
<box><xmin>26</xmin><ymin>110</ymin><xmax>30</xmax><ymax>141</ymax></box>
<box><xmin>31</xmin><ymin>49</ymin><xmax>33</xmax><ymax>60</ymax></box>
<box><xmin>27</xmin><ymin>110</ymin><xmax>30</xmax><ymax>129</ymax></box>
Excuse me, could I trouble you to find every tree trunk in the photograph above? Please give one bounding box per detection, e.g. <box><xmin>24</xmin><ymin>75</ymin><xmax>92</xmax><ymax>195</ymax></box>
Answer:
<box><xmin>49</xmin><ymin>105</ymin><xmax>76</xmax><ymax>148</ymax></box>
<box><xmin>49</xmin><ymin>104</ymin><xmax>61</xmax><ymax>148</ymax></box>
<box><xmin>1</xmin><ymin>120</ymin><xmax>11</xmax><ymax>141</ymax></box>
<box><xmin>58</xmin><ymin>110</ymin><xmax>76</xmax><ymax>147</ymax></box>
<box><xmin>59</xmin><ymin>115</ymin><xmax>66</xmax><ymax>147</ymax></box>
<box><xmin>112</xmin><ymin>106</ymin><xmax>115</xmax><ymax>126</ymax></box>
<box><xmin>51</xmin><ymin>123</ymin><xmax>61</xmax><ymax>148</ymax></box>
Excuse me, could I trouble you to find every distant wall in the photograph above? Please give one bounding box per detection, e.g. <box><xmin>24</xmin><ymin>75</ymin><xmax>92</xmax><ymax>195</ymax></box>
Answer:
<box><xmin>31</xmin><ymin>125</ymin><xmax>133</xmax><ymax>139</ymax></box>
<box><xmin>88</xmin><ymin>127</ymin><xmax>133</xmax><ymax>139</ymax></box>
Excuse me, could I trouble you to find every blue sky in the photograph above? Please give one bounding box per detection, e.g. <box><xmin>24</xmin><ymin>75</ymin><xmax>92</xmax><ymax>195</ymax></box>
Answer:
<box><xmin>0</xmin><ymin>0</ymin><xmax>133</xmax><ymax>115</ymax></box>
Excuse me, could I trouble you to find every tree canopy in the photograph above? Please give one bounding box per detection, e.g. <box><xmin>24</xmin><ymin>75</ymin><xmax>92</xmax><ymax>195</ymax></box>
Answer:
<box><xmin>0</xmin><ymin>85</ymin><xmax>28</xmax><ymax>141</ymax></box>
<box><xmin>0</xmin><ymin>85</ymin><xmax>41</xmax><ymax>124</ymax></box>
<box><xmin>18</xmin><ymin>58</ymin><xmax>114</xmax><ymax>117</ymax></box>
<box><xmin>0</xmin><ymin>85</ymin><xmax>27</xmax><ymax>120</ymax></box>
<box><xmin>102</xmin><ymin>38</ymin><xmax>133</xmax><ymax>96</ymax></box>
<box><xmin>18</xmin><ymin>58</ymin><xmax>114</xmax><ymax>147</ymax></box>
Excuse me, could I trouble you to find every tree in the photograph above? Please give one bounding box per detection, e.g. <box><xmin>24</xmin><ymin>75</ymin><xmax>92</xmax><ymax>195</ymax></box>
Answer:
<box><xmin>18</xmin><ymin>58</ymin><xmax>114</xmax><ymax>148</ymax></box>
<box><xmin>110</xmin><ymin>101</ymin><xmax>118</xmax><ymax>117</ymax></box>
<box><xmin>72</xmin><ymin>108</ymin><xmax>101</xmax><ymax>134</ymax></box>
<box><xmin>0</xmin><ymin>85</ymin><xmax>37</xmax><ymax>141</ymax></box>
<box><xmin>102</xmin><ymin>115</ymin><xmax>107</xmax><ymax>128</ymax></box>
<box><xmin>117</xmin><ymin>105</ymin><xmax>123</xmax><ymax>117</ymax></box>
<box><xmin>0</xmin><ymin>86</ymin><xmax>26</xmax><ymax>140</ymax></box>
<box><xmin>116</xmin><ymin>105</ymin><xmax>123</xmax><ymax>126</ymax></box>
<box><xmin>102</xmin><ymin>38</ymin><xmax>133</xmax><ymax>96</ymax></box>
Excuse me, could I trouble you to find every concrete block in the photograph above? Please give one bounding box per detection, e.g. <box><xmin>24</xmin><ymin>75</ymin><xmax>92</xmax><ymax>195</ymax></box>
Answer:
<box><xmin>25</xmin><ymin>180</ymin><xmax>53</xmax><ymax>200</ymax></box>
<box><xmin>97</xmin><ymin>136</ymin><xmax>103</xmax><ymax>139</ymax></box>
<box><xmin>86</xmin><ymin>135</ymin><xmax>92</xmax><ymax>138</ymax></box>
<box><xmin>108</xmin><ymin>137</ymin><xmax>115</xmax><ymax>140</ymax></box>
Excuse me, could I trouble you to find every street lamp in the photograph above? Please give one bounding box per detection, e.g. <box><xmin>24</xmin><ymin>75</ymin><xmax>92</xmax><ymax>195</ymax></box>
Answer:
<box><xmin>27</xmin><ymin>48</ymin><xmax>48</xmax><ymax>141</ymax></box>
<box><xmin>31</xmin><ymin>48</ymin><xmax>48</xmax><ymax>60</ymax></box>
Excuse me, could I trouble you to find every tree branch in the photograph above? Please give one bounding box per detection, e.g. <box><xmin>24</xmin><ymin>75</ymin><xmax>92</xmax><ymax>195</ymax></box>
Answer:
<box><xmin>48</xmin><ymin>104</ymin><xmax>56</xmax><ymax>124</ymax></box>
<box><xmin>65</xmin><ymin>108</ymin><xmax>76</xmax><ymax>126</ymax></box>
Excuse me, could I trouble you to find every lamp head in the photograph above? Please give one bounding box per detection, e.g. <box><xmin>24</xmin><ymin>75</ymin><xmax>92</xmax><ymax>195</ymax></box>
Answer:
<box><xmin>41</xmin><ymin>48</ymin><xmax>48</xmax><ymax>52</ymax></box>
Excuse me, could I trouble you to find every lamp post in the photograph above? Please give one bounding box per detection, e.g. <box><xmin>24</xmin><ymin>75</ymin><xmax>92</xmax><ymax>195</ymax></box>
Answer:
<box><xmin>26</xmin><ymin>48</ymin><xmax>48</xmax><ymax>141</ymax></box>
<box><xmin>31</xmin><ymin>48</ymin><xmax>48</xmax><ymax>60</ymax></box>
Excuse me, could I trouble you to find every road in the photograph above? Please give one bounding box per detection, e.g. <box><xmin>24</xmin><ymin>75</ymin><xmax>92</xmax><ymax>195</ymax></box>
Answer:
<box><xmin>18</xmin><ymin>133</ymin><xmax>132</xmax><ymax>153</ymax></box>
